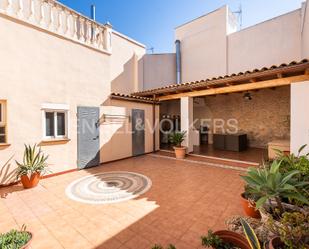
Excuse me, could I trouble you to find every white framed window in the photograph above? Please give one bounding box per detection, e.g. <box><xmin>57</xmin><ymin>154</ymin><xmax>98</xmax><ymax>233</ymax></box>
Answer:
<box><xmin>42</xmin><ymin>103</ymin><xmax>69</xmax><ymax>140</ymax></box>
<box><xmin>0</xmin><ymin>100</ymin><xmax>7</xmax><ymax>143</ymax></box>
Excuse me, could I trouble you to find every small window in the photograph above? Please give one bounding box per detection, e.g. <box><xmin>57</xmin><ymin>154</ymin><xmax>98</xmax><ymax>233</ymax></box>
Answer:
<box><xmin>43</xmin><ymin>110</ymin><xmax>68</xmax><ymax>139</ymax></box>
<box><xmin>57</xmin><ymin>112</ymin><xmax>65</xmax><ymax>136</ymax></box>
<box><xmin>0</xmin><ymin>101</ymin><xmax>7</xmax><ymax>144</ymax></box>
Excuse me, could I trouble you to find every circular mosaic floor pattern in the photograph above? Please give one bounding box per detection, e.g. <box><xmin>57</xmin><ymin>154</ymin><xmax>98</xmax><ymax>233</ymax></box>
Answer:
<box><xmin>65</xmin><ymin>171</ymin><xmax>152</xmax><ymax>204</ymax></box>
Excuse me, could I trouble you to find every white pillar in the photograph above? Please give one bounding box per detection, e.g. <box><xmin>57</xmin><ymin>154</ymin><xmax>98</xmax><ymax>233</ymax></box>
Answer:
<box><xmin>291</xmin><ymin>81</ymin><xmax>309</xmax><ymax>155</ymax></box>
<box><xmin>181</xmin><ymin>97</ymin><xmax>194</xmax><ymax>153</ymax></box>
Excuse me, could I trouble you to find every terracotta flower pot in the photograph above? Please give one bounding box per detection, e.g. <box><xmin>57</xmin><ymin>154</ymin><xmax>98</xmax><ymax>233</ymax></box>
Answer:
<box><xmin>269</xmin><ymin>237</ymin><xmax>284</xmax><ymax>249</ymax></box>
<box><xmin>240</xmin><ymin>193</ymin><xmax>261</xmax><ymax>219</ymax></box>
<box><xmin>213</xmin><ymin>230</ymin><xmax>251</xmax><ymax>249</ymax></box>
<box><xmin>20</xmin><ymin>173</ymin><xmax>40</xmax><ymax>189</ymax></box>
<box><xmin>21</xmin><ymin>232</ymin><xmax>33</xmax><ymax>249</ymax></box>
<box><xmin>173</xmin><ymin>146</ymin><xmax>186</xmax><ymax>159</ymax></box>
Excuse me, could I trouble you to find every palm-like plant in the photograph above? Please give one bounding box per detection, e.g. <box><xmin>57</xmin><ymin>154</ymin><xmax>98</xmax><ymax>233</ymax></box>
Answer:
<box><xmin>169</xmin><ymin>131</ymin><xmax>186</xmax><ymax>147</ymax></box>
<box><xmin>241</xmin><ymin>160</ymin><xmax>309</xmax><ymax>215</ymax></box>
<box><xmin>16</xmin><ymin>144</ymin><xmax>49</xmax><ymax>178</ymax></box>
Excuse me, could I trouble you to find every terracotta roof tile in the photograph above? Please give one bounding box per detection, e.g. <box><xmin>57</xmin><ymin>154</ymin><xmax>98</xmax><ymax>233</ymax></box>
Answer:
<box><xmin>132</xmin><ymin>59</ymin><xmax>309</xmax><ymax>97</ymax></box>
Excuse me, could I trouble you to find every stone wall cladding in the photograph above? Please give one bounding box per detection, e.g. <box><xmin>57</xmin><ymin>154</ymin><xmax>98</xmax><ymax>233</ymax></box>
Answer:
<box><xmin>194</xmin><ymin>86</ymin><xmax>290</xmax><ymax>148</ymax></box>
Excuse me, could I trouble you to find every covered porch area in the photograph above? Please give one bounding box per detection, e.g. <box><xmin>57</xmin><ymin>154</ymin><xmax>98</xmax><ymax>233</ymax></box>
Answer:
<box><xmin>133</xmin><ymin>60</ymin><xmax>309</xmax><ymax>165</ymax></box>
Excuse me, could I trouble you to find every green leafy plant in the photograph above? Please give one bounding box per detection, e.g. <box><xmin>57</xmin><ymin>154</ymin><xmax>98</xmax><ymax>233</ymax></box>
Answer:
<box><xmin>274</xmin><ymin>145</ymin><xmax>309</xmax><ymax>204</ymax></box>
<box><xmin>201</xmin><ymin>230</ymin><xmax>237</xmax><ymax>249</ymax></box>
<box><xmin>0</xmin><ymin>225</ymin><xmax>31</xmax><ymax>249</ymax></box>
<box><xmin>241</xmin><ymin>219</ymin><xmax>261</xmax><ymax>249</ymax></box>
<box><xmin>169</xmin><ymin>131</ymin><xmax>186</xmax><ymax>147</ymax></box>
<box><xmin>151</xmin><ymin>244</ymin><xmax>176</xmax><ymax>249</ymax></box>
<box><xmin>16</xmin><ymin>144</ymin><xmax>49</xmax><ymax>178</ymax></box>
<box><xmin>275</xmin><ymin>145</ymin><xmax>309</xmax><ymax>177</ymax></box>
<box><xmin>267</xmin><ymin>212</ymin><xmax>309</xmax><ymax>249</ymax></box>
<box><xmin>241</xmin><ymin>160</ymin><xmax>309</xmax><ymax>215</ymax></box>
<box><xmin>243</xmin><ymin>184</ymin><xmax>259</xmax><ymax>202</ymax></box>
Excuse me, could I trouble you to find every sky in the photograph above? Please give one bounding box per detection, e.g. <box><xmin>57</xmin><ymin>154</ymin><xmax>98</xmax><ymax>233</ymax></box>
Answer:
<box><xmin>58</xmin><ymin>0</ymin><xmax>304</xmax><ymax>53</ymax></box>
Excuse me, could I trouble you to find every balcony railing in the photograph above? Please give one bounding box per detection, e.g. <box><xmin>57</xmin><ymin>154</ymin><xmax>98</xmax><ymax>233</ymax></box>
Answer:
<box><xmin>0</xmin><ymin>0</ymin><xmax>112</xmax><ymax>53</ymax></box>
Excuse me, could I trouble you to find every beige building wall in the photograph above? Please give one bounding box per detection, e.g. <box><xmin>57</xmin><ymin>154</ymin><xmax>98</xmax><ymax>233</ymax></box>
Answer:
<box><xmin>228</xmin><ymin>10</ymin><xmax>302</xmax><ymax>74</ymax></box>
<box><xmin>0</xmin><ymin>13</ymin><xmax>151</xmax><ymax>185</ymax></box>
<box><xmin>291</xmin><ymin>81</ymin><xmax>309</xmax><ymax>155</ymax></box>
<box><xmin>110</xmin><ymin>31</ymin><xmax>146</xmax><ymax>94</ymax></box>
<box><xmin>100</xmin><ymin>99</ymin><xmax>159</xmax><ymax>163</ymax></box>
<box><xmin>175</xmin><ymin>6</ymin><xmax>233</xmax><ymax>83</ymax></box>
<box><xmin>301</xmin><ymin>1</ymin><xmax>309</xmax><ymax>58</ymax></box>
<box><xmin>143</xmin><ymin>54</ymin><xmax>176</xmax><ymax>90</ymax></box>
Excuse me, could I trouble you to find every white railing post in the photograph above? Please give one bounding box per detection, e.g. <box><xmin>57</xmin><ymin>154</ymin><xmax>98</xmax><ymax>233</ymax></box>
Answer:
<box><xmin>71</xmin><ymin>12</ymin><xmax>78</xmax><ymax>40</ymax></box>
<box><xmin>79</xmin><ymin>17</ymin><xmax>85</xmax><ymax>42</ymax></box>
<box><xmin>17</xmin><ymin>0</ymin><xmax>23</xmax><ymax>18</ymax></box>
<box><xmin>6</xmin><ymin>0</ymin><xmax>13</xmax><ymax>15</ymax></box>
<box><xmin>28</xmin><ymin>0</ymin><xmax>35</xmax><ymax>23</ymax></box>
<box><xmin>103</xmin><ymin>22</ymin><xmax>112</xmax><ymax>52</ymax></box>
<box><xmin>0</xmin><ymin>0</ymin><xmax>10</xmax><ymax>14</ymax></box>
<box><xmin>43</xmin><ymin>0</ymin><xmax>52</xmax><ymax>29</ymax></box>
<box><xmin>85</xmin><ymin>20</ymin><xmax>91</xmax><ymax>44</ymax></box>
<box><xmin>91</xmin><ymin>23</ymin><xmax>97</xmax><ymax>47</ymax></box>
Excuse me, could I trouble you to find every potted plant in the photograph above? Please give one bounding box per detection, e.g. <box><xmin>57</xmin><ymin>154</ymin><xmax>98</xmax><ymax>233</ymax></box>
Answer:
<box><xmin>151</xmin><ymin>244</ymin><xmax>176</xmax><ymax>249</ymax></box>
<box><xmin>241</xmin><ymin>185</ymin><xmax>261</xmax><ymax>219</ymax></box>
<box><xmin>267</xmin><ymin>211</ymin><xmax>309</xmax><ymax>249</ymax></box>
<box><xmin>169</xmin><ymin>131</ymin><xmax>187</xmax><ymax>159</ymax></box>
<box><xmin>240</xmin><ymin>160</ymin><xmax>309</xmax><ymax>217</ymax></box>
<box><xmin>16</xmin><ymin>144</ymin><xmax>49</xmax><ymax>189</ymax></box>
<box><xmin>201</xmin><ymin>230</ymin><xmax>251</xmax><ymax>249</ymax></box>
<box><xmin>0</xmin><ymin>225</ymin><xmax>33</xmax><ymax>249</ymax></box>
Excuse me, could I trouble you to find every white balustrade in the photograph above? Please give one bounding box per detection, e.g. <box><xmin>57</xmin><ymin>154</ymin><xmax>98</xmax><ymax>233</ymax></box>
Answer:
<box><xmin>0</xmin><ymin>0</ymin><xmax>112</xmax><ymax>53</ymax></box>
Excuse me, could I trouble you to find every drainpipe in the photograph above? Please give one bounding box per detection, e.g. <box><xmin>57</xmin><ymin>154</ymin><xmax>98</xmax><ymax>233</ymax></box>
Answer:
<box><xmin>91</xmin><ymin>5</ymin><xmax>96</xmax><ymax>20</ymax></box>
<box><xmin>152</xmin><ymin>95</ymin><xmax>156</xmax><ymax>152</ymax></box>
<box><xmin>90</xmin><ymin>5</ymin><xmax>96</xmax><ymax>40</ymax></box>
<box><xmin>175</xmin><ymin>40</ymin><xmax>182</xmax><ymax>84</ymax></box>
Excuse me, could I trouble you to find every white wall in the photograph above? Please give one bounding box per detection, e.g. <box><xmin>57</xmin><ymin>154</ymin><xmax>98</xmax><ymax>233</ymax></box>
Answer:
<box><xmin>291</xmin><ymin>81</ymin><xmax>309</xmax><ymax>155</ymax></box>
<box><xmin>175</xmin><ymin>6</ymin><xmax>232</xmax><ymax>83</ymax></box>
<box><xmin>301</xmin><ymin>1</ymin><xmax>309</xmax><ymax>58</ymax></box>
<box><xmin>228</xmin><ymin>10</ymin><xmax>302</xmax><ymax>74</ymax></box>
<box><xmin>143</xmin><ymin>54</ymin><xmax>176</xmax><ymax>90</ymax></box>
<box><xmin>110</xmin><ymin>31</ymin><xmax>146</xmax><ymax>94</ymax></box>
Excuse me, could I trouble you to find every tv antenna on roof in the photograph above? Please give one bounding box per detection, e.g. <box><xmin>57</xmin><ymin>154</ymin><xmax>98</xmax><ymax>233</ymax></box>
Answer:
<box><xmin>147</xmin><ymin>47</ymin><xmax>154</xmax><ymax>54</ymax></box>
<box><xmin>233</xmin><ymin>3</ymin><xmax>243</xmax><ymax>29</ymax></box>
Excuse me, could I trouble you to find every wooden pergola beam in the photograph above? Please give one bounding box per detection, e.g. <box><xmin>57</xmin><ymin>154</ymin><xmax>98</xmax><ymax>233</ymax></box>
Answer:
<box><xmin>158</xmin><ymin>74</ymin><xmax>309</xmax><ymax>101</ymax></box>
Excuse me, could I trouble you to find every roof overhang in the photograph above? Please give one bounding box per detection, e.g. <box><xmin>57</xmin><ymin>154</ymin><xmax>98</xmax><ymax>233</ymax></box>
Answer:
<box><xmin>110</xmin><ymin>93</ymin><xmax>159</xmax><ymax>105</ymax></box>
<box><xmin>132</xmin><ymin>59</ymin><xmax>309</xmax><ymax>101</ymax></box>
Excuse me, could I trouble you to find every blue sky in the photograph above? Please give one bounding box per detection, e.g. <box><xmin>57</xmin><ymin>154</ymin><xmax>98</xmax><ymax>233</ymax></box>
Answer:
<box><xmin>59</xmin><ymin>0</ymin><xmax>304</xmax><ymax>53</ymax></box>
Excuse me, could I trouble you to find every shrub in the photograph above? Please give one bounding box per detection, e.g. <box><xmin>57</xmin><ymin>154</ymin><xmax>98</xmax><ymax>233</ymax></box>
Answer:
<box><xmin>169</xmin><ymin>131</ymin><xmax>186</xmax><ymax>147</ymax></box>
<box><xmin>267</xmin><ymin>212</ymin><xmax>309</xmax><ymax>249</ymax></box>
<box><xmin>0</xmin><ymin>226</ymin><xmax>31</xmax><ymax>249</ymax></box>
<box><xmin>274</xmin><ymin>145</ymin><xmax>309</xmax><ymax>205</ymax></box>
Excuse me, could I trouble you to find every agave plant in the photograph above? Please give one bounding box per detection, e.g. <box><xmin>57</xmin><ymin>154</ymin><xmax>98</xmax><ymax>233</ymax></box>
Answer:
<box><xmin>169</xmin><ymin>131</ymin><xmax>186</xmax><ymax>147</ymax></box>
<box><xmin>16</xmin><ymin>144</ymin><xmax>49</xmax><ymax>178</ymax></box>
<box><xmin>241</xmin><ymin>219</ymin><xmax>262</xmax><ymax>249</ymax></box>
<box><xmin>241</xmin><ymin>160</ymin><xmax>309</xmax><ymax>215</ymax></box>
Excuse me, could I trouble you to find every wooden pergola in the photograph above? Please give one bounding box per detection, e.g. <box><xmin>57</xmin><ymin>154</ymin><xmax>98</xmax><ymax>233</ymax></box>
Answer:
<box><xmin>132</xmin><ymin>59</ymin><xmax>309</xmax><ymax>101</ymax></box>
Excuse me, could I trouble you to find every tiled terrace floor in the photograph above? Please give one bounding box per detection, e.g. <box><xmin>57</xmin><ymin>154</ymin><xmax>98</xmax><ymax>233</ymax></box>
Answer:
<box><xmin>0</xmin><ymin>155</ymin><xmax>245</xmax><ymax>249</ymax></box>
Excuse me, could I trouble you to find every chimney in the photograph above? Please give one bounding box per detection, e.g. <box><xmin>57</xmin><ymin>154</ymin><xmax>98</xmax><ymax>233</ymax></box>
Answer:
<box><xmin>175</xmin><ymin>40</ymin><xmax>181</xmax><ymax>84</ymax></box>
